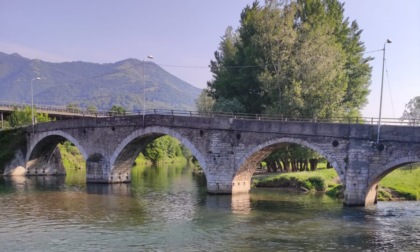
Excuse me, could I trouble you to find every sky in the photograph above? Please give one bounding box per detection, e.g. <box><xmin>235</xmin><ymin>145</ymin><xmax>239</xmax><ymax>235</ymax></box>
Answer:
<box><xmin>0</xmin><ymin>0</ymin><xmax>419</xmax><ymax>118</ymax></box>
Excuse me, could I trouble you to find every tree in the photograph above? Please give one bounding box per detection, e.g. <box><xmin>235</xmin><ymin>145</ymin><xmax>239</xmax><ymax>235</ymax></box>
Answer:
<box><xmin>8</xmin><ymin>106</ymin><xmax>51</xmax><ymax>128</ymax></box>
<box><xmin>207</xmin><ymin>0</ymin><xmax>371</xmax><ymax>119</ymax></box>
<box><xmin>207</xmin><ymin>12</ymin><xmax>268</xmax><ymax>114</ymax></box>
<box><xmin>195</xmin><ymin>89</ymin><xmax>215</xmax><ymax>113</ymax></box>
<box><xmin>402</xmin><ymin>96</ymin><xmax>420</xmax><ymax>126</ymax></box>
<box><xmin>67</xmin><ymin>103</ymin><xmax>81</xmax><ymax>113</ymax></box>
<box><xmin>36</xmin><ymin>112</ymin><xmax>51</xmax><ymax>123</ymax></box>
<box><xmin>207</xmin><ymin>0</ymin><xmax>372</xmax><ymax>169</ymax></box>
<box><xmin>9</xmin><ymin>106</ymin><xmax>31</xmax><ymax>127</ymax></box>
<box><xmin>143</xmin><ymin>140</ymin><xmax>165</xmax><ymax>165</ymax></box>
<box><xmin>110</xmin><ymin>105</ymin><xmax>126</xmax><ymax>116</ymax></box>
<box><xmin>87</xmin><ymin>105</ymin><xmax>98</xmax><ymax>115</ymax></box>
<box><xmin>212</xmin><ymin>97</ymin><xmax>246</xmax><ymax>113</ymax></box>
<box><xmin>142</xmin><ymin>136</ymin><xmax>183</xmax><ymax>165</ymax></box>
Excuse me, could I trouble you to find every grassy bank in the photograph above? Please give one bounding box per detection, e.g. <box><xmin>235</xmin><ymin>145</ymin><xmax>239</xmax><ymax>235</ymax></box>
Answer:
<box><xmin>253</xmin><ymin>168</ymin><xmax>339</xmax><ymax>192</ymax></box>
<box><xmin>378</xmin><ymin>166</ymin><xmax>420</xmax><ymax>200</ymax></box>
<box><xmin>57</xmin><ymin>142</ymin><xmax>86</xmax><ymax>171</ymax></box>
<box><xmin>57</xmin><ymin>144</ymin><xmax>191</xmax><ymax>174</ymax></box>
<box><xmin>134</xmin><ymin>153</ymin><xmax>189</xmax><ymax>166</ymax></box>
<box><xmin>253</xmin><ymin>166</ymin><xmax>420</xmax><ymax>201</ymax></box>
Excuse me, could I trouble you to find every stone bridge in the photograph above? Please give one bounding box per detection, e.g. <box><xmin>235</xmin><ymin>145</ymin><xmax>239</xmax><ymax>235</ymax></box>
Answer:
<box><xmin>21</xmin><ymin>114</ymin><xmax>420</xmax><ymax>206</ymax></box>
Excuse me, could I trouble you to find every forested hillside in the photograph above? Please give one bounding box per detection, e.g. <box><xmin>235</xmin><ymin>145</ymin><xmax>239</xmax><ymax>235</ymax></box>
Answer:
<box><xmin>0</xmin><ymin>52</ymin><xmax>201</xmax><ymax>111</ymax></box>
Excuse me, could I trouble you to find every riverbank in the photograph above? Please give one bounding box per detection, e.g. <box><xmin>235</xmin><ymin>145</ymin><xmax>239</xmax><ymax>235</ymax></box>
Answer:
<box><xmin>252</xmin><ymin>168</ymin><xmax>340</xmax><ymax>194</ymax></box>
<box><xmin>252</xmin><ymin>166</ymin><xmax>420</xmax><ymax>201</ymax></box>
<box><xmin>378</xmin><ymin>166</ymin><xmax>420</xmax><ymax>200</ymax></box>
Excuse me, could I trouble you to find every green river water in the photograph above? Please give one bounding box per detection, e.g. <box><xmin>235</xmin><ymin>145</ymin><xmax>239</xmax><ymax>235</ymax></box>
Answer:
<box><xmin>0</xmin><ymin>164</ymin><xmax>418</xmax><ymax>251</ymax></box>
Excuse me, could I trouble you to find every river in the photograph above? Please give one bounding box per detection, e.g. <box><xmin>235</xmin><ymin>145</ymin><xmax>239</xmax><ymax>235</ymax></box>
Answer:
<box><xmin>0</xmin><ymin>163</ymin><xmax>419</xmax><ymax>251</ymax></box>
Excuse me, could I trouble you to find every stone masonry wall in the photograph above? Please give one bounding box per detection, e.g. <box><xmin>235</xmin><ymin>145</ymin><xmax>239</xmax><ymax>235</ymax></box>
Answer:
<box><xmin>27</xmin><ymin>115</ymin><xmax>420</xmax><ymax>206</ymax></box>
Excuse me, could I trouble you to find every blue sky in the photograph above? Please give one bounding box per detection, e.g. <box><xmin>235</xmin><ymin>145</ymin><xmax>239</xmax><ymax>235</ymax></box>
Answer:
<box><xmin>1</xmin><ymin>0</ymin><xmax>419</xmax><ymax>118</ymax></box>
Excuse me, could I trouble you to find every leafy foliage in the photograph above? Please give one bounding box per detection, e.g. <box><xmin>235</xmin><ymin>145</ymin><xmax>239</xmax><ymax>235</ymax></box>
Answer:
<box><xmin>401</xmin><ymin>96</ymin><xmax>420</xmax><ymax>125</ymax></box>
<box><xmin>253</xmin><ymin>167</ymin><xmax>338</xmax><ymax>191</ymax></box>
<box><xmin>195</xmin><ymin>89</ymin><xmax>215</xmax><ymax>113</ymax></box>
<box><xmin>110</xmin><ymin>105</ymin><xmax>127</xmax><ymax>116</ymax></box>
<box><xmin>207</xmin><ymin>0</ymin><xmax>371</xmax><ymax>118</ymax></box>
<box><xmin>66</xmin><ymin>103</ymin><xmax>81</xmax><ymax>113</ymax></box>
<box><xmin>0</xmin><ymin>128</ymin><xmax>26</xmax><ymax>172</ymax></box>
<box><xmin>207</xmin><ymin>0</ymin><xmax>371</xmax><ymax>163</ymax></box>
<box><xmin>213</xmin><ymin>97</ymin><xmax>245</xmax><ymax>113</ymax></box>
<box><xmin>87</xmin><ymin>105</ymin><xmax>98</xmax><ymax>114</ymax></box>
<box><xmin>8</xmin><ymin>106</ymin><xmax>51</xmax><ymax>128</ymax></box>
<box><xmin>57</xmin><ymin>141</ymin><xmax>86</xmax><ymax>171</ymax></box>
<box><xmin>143</xmin><ymin>136</ymin><xmax>185</xmax><ymax>165</ymax></box>
<box><xmin>264</xmin><ymin>144</ymin><xmax>324</xmax><ymax>173</ymax></box>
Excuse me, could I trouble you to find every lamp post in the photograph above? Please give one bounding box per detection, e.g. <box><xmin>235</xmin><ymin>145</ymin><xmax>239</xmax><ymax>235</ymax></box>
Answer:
<box><xmin>31</xmin><ymin>77</ymin><xmax>41</xmax><ymax>133</ymax></box>
<box><xmin>143</xmin><ymin>55</ymin><xmax>154</xmax><ymax>125</ymax></box>
<box><xmin>377</xmin><ymin>39</ymin><xmax>391</xmax><ymax>144</ymax></box>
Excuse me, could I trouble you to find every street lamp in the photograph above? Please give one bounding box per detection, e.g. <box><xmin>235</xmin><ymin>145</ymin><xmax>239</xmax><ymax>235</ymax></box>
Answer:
<box><xmin>143</xmin><ymin>55</ymin><xmax>154</xmax><ymax>125</ymax></box>
<box><xmin>31</xmin><ymin>77</ymin><xmax>41</xmax><ymax>133</ymax></box>
<box><xmin>377</xmin><ymin>39</ymin><xmax>391</xmax><ymax>144</ymax></box>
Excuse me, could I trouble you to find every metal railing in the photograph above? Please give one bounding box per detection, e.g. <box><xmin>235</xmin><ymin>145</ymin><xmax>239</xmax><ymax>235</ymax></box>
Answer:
<box><xmin>0</xmin><ymin>101</ymin><xmax>418</xmax><ymax>126</ymax></box>
<box><xmin>0</xmin><ymin>101</ymin><xmax>110</xmax><ymax>117</ymax></box>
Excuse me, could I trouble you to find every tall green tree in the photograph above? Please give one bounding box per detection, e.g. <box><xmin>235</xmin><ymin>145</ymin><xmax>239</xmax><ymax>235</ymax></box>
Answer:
<box><xmin>87</xmin><ymin>104</ymin><xmax>98</xmax><ymax>115</ymax></box>
<box><xmin>195</xmin><ymin>89</ymin><xmax>215</xmax><ymax>113</ymax></box>
<box><xmin>207</xmin><ymin>0</ymin><xmax>371</xmax><ymax>119</ymax></box>
<box><xmin>143</xmin><ymin>136</ymin><xmax>183</xmax><ymax>165</ymax></box>
<box><xmin>207</xmin><ymin>0</ymin><xmax>372</xmax><ymax>168</ymax></box>
<box><xmin>110</xmin><ymin>105</ymin><xmax>126</xmax><ymax>116</ymax></box>
<box><xmin>8</xmin><ymin>106</ymin><xmax>51</xmax><ymax>128</ymax></box>
<box><xmin>66</xmin><ymin>103</ymin><xmax>81</xmax><ymax>113</ymax></box>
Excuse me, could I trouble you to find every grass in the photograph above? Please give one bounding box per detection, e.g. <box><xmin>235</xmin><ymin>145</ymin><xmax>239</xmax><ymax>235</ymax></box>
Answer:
<box><xmin>253</xmin><ymin>165</ymin><xmax>420</xmax><ymax>201</ymax></box>
<box><xmin>57</xmin><ymin>142</ymin><xmax>86</xmax><ymax>171</ymax></box>
<box><xmin>253</xmin><ymin>168</ymin><xmax>339</xmax><ymax>192</ymax></box>
<box><xmin>378</xmin><ymin>166</ymin><xmax>420</xmax><ymax>200</ymax></box>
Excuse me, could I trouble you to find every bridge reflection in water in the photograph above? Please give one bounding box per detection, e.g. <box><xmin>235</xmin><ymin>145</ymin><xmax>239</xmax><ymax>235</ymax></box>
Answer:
<box><xmin>1</xmin><ymin>164</ymin><xmax>419</xmax><ymax>251</ymax></box>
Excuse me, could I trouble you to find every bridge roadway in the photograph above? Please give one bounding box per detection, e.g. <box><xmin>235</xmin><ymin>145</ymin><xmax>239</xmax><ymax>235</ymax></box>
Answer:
<box><xmin>0</xmin><ymin>101</ymin><xmax>109</xmax><ymax>122</ymax></box>
<box><xmin>5</xmin><ymin>112</ymin><xmax>420</xmax><ymax>206</ymax></box>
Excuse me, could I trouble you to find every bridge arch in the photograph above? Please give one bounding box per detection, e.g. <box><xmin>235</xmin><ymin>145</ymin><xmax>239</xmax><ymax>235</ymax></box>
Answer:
<box><xmin>26</xmin><ymin>130</ymin><xmax>88</xmax><ymax>175</ymax></box>
<box><xmin>365</xmin><ymin>155</ymin><xmax>420</xmax><ymax>205</ymax></box>
<box><xmin>232</xmin><ymin>137</ymin><xmax>343</xmax><ymax>193</ymax></box>
<box><xmin>109</xmin><ymin>126</ymin><xmax>206</xmax><ymax>180</ymax></box>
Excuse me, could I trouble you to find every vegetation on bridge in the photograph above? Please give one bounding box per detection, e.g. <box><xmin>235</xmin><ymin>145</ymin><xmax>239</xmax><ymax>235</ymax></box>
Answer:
<box><xmin>3</xmin><ymin>106</ymin><xmax>51</xmax><ymax>128</ymax></box>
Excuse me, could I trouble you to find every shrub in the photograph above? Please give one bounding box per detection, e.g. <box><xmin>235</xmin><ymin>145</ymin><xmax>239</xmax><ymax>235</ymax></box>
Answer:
<box><xmin>308</xmin><ymin>176</ymin><xmax>326</xmax><ymax>191</ymax></box>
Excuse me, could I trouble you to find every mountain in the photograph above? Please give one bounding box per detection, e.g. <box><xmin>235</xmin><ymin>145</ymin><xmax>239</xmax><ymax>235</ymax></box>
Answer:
<box><xmin>0</xmin><ymin>52</ymin><xmax>202</xmax><ymax>111</ymax></box>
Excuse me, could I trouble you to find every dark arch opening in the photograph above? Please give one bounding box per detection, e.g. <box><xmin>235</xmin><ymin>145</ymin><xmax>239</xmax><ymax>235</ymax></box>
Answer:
<box><xmin>27</xmin><ymin>135</ymin><xmax>86</xmax><ymax>183</ymax></box>
<box><xmin>111</xmin><ymin>133</ymin><xmax>205</xmax><ymax>185</ymax></box>
<box><xmin>233</xmin><ymin>140</ymin><xmax>342</xmax><ymax>197</ymax></box>
<box><xmin>366</xmin><ymin>161</ymin><xmax>420</xmax><ymax>204</ymax></box>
